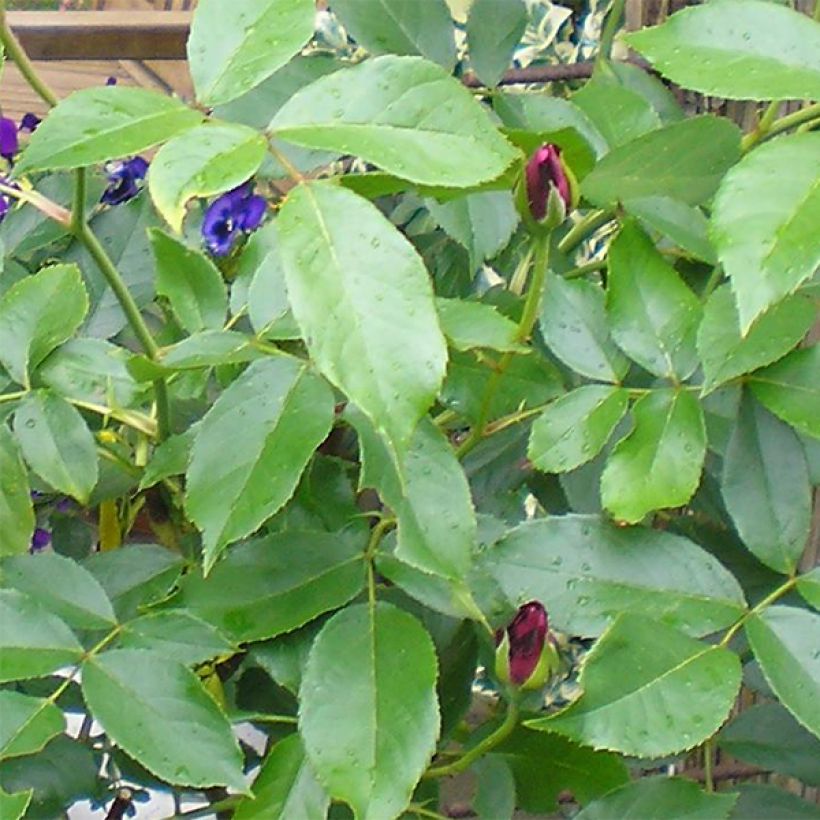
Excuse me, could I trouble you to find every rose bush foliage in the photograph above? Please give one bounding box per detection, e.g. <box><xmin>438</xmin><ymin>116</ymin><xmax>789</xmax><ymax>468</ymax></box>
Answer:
<box><xmin>0</xmin><ymin>0</ymin><xmax>819</xmax><ymax>817</ymax></box>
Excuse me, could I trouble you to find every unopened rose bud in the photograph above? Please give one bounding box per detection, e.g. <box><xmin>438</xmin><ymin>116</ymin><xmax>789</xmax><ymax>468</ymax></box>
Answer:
<box><xmin>494</xmin><ymin>601</ymin><xmax>560</xmax><ymax>690</ymax></box>
<box><xmin>516</xmin><ymin>144</ymin><xmax>577</xmax><ymax>232</ymax></box>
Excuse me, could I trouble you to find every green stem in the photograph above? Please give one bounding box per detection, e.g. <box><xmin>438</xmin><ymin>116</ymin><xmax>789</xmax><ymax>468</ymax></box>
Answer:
<box><xmin>564</xmin><ymin>258</ymin><xmax>607</xmax><ymax>280</ymax></box>
<box><xmin>0</xmin><ymin>6</ymin><xmax>58</xmax><ymax>107</ymax></box>
<box><xmin>407</xmin><ymin>805</ymin><xmax>449</xmax><ymax>820</ymax></box>
<box><xmin>558</xmin><ymin>209</ymin><xmax>614</xmax><ymax>255</ymax></box>
<box><xmin>742</xmin><ymin>100</ymin><xmax>782</xmax><ymax>152</ymax></box>
<box><xmin>71</xmin><ymin>168</ymin><xmax>86</xmax><ymax>234</ymax></box>
<box><xmin>596</xmin><ymin>0</ymin><xmax>627</xmax><ymax>67</ymax></box>
<box><xmin>163</xmin><ymin>796</ymin><xmax>242</xmax><ymax>820</ymax></box>
<box><xmin>720</xmin><ymin>576</ymin><xmax>798</xmax><ymax>647</ymax></box>
<box><xmin>814</xmin><ymin>0</ymin><xmax>820</xmax><ymax>23</ymax></box>
<box><xmin>424</xmin><ymin>700</ymin><xmax>519</xmax><ymax>779</ymax></box>
<box><xmin>703</xmin><ymin>738</ymin><xmax>715</xmax><ymax>793</ymax></box>
<box><xmin>0</xmin><ymin>390</ymin><xmax>27</xmax><ymax>405</ymax></box>
<box><xmin>741</xmin><ymin>102</ymin><xmax>820</xmax><ymax>152</ymax></box>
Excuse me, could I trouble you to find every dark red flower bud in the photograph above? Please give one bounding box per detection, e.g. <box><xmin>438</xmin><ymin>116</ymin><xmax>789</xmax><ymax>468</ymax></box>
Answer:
<box><xmin>495</xmin><ymin>601</ymin><xmax>560</xmax><ymax>691</ymax></box>
<box><xmin>525</xmin><ymin>144</ymin><xmax>571</xmax><ymax>221</ymax></box>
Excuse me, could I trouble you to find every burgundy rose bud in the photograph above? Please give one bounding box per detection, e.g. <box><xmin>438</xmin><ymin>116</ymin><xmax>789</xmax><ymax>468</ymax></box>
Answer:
<box><xmin>516</xmin><ymin>143</ymin><xmax>577</xmax><ymax>233</ymax></box>
<box><xmin>494</xmin><ymin>601</ymin><xmax>560</xmax><ymax>690</ymax></box>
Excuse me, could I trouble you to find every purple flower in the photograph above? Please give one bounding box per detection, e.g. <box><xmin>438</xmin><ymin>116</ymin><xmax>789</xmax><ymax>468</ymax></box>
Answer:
<box><xmin>106</xmin><ymin>76</ymin><xmax>118</xmax><ymax>86</ymax></box>
<box><xmin>30</xmin><ymin>528</ymin><xmax>52</xmax><ymax>553</ymax></box>
<box><xmin>0</xmin><ymin>117</ymin><xmax>19</xmax><ymax>160</ymax></box>
<box><xmin>525</xmin><ymin>144</ymin><xmax>572</xmax><ymax>222</ymax></box>
<box><xmin>201</xmin><ymin>182</ymin><xmax>266</xmax><ymax>257</ymax></box>
<box><xmin>0</xmin><ymin>177</ymin><xmax>19</xmax><ymax>224</ymax></box>
<box><xmin>19</xmin><ymin>113</ymin><xmax>41</xmax><ymax>133</ymax></box>
<box><xmin>100</xmin><ymin>156</ymin><xmax>149</xmax><ymax>206</ymax></box>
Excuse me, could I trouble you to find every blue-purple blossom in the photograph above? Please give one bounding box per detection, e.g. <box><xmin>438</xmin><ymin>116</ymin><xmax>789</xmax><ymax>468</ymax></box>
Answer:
<box><xmin>30</xmin><ymin>528</ymin><xmax>51</xmax><ymax>553</ymax></box>
<box><xmin>0</xmin><ymin>177</ymin><xmax>19</xmax><ymax>224</ymax></box>
<box><xmin>19</xmin><ymin>112</ymin><xmax>41</xmax><ymax>133</ymax></box>
<box><xmin>0</xmin><ymin>117</ymin><xmax>18</xmax><ymax>160</ymax></box>
<box><xmin>100</xmin><ymin>156</ymin><xmax>149</xmax><ymax>206</ymax></box>
<box><xmin>201</xmin><ymin>182</ymin><xmax>266</xmax><ymax>257</ymax></box>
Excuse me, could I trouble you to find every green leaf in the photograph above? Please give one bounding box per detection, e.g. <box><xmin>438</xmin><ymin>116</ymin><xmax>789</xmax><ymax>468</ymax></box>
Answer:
<box><xmin>746</xmin><ymin>605</ymin><xmax>820</xmax><ymax>739</ymax></box>
<box><xmin>155</xmin><ymin>331</ymin><xmax>263</xmax><ymax>373</ymax></box>
<box><xmin>83</xmin><ymin>544</ymin><xmax>184</xmax><ymax>622</ymax></box>
<box><xmin>528</xmin><ymin>615</ymin><xmax>742</xmax><ymax>756</ymax></box>
<box><xmin>330</xmin><ymin>0</ymin><xmax>456</xmax><ymax>69</ymax></box>
<box><xmin>730</xmin><ymin>784</ymin><xmax>820</xmax><ymax>820</ymax></box>
<box><xmin>12</xmin><ymin>392</ymin><xmax>98</xmax><ymax>504</ymax></box>
<box><xmin>426</xmin><ymin>191</ymin><xmax>519</xmax><ymax>267</ymax></box>
<box><xmin>1</xmin><ymin>552</ymin><xmax>116</xmax><ymax>630</ymax></box>
<box><xmin>582</xmin><ymin>116</ymin><xmax>741</xmax><ymax>207</ymax></box>
<box><xmin>149</xmin><ymin>123</ymin><xmax>267</xmax><ymax>232</ymax></box>
<box><xmin>623</xmin><ymin>196</ymin><xmax>715</xmax><ymax>263</ymax></box>
<box><xmin>466</xmin><ymin>0</ymin><xmax>527</xmax><ymax>86</ymax></box>
<box><xmin>472</xmin><ymin>756</ymin><xmax>515</xmax><ymax>820</ymax></box>
<box><xmin>270</xmin><ymin>56</ymin><xmax>518</xmax><ymax>188</ymax></box>
<box><xmin>15</xmin><ymin>88</ymin><xmax>201</xmax><ymax>173</ymax></box>
<box><xmin>721</xmin><ymin>396</ymin><xmax>811</xmax><ymax>574</ymax></box>
<box><xmin>150</xmin><ymin>229</ymin><xmax>228</xmax><ymax>334</ymax></box>
<box><xmin>607</xmin><ymin>222</ymin><xmax>701</xmax><ymax>379</ymax></box>
<box><xmin>711</xmin><ymin>133</ymin><xmax>820</xmax><ymax>332</ymax></box>
<box><xmin>528</xmin><ymin>386</ymin><xmax>629</xmax><ymax>474</ymax></box>
<box><xmin>0</xmin><ymin>427</ymin><xmax>35</xmax><ymax>558</ymax></box>
<box><xmin>480</xmin><ymin>515</ymin><xmax>745</xmax><ymax>638</ymax></box>
<box><xmin>251</xmin><ymin>623</ymin><xmax>320</xmax><ymax>696</ymax></box>
<box><xmin>188</xmin><ymin>0</ymin><xmax>315</xmax><ymax>106</ymax></box>
<box><xmin>540</xmin><ymin>273</ymin><xmax>629</xmax><ymax>382</ymax></box>
<box><xmin>749</xmin><ymin>346</ymin><xmax>820</xmax><ymax>439</ymax></box>
<box><xmin>698</xmin><ymin>287</ymin><xmax>815</xmax><ymax>395</ymax></box>
<box><xmin>797</xmin><ymin>566</ymin><xmax>820</xmax><ymax>610</ymax></box>
<box><xmin>0</xmin><ymin>264</ymin><xmax>88</xmax><ymax>387</ymax></box>
<box><xmin>494</xmin><ymin>729</ymin><xmax>628</xmax><ymax>813</ymax></box>
<box><xmin>719</xmin><ymin>702</ymin><xmax>820</xmax><ymax>786</ymax></box>
<box><xmin>0</xmin><ymin>787</ymin><xmax>31</xmax><ymax>820</ymax></box>
<box><xmin>574</xmin><ymin>776</ymin><xmax>737</xmax><ymax>820</ymax></box>
<box><xmin>82</xmin><ymin>648</ymin><xmax>245</xmax><ymax>790</ymax></box>
<box><xmin>436</xmin><ymin>298</ymin><xmax>524</xmax><ymax>353</ymax></box>
<box><xmin>185</xmin><ymin>357</ymin><xmax>334</xmax><ymax>570</ymax></box>
<box><xmin>300</xmin><ymin>602</ymin><xmax>439</xmax><ymax>819</ymax></box>
<box><xmin>117</xmin><ymin>611</ymin><xmax>234</xmax><ymax>666</ymax></box>
<box><xmin>601</xmin><ymin>390</ymin><xmax>707</xmax><ymax>523</ymax></box>
<box><xmin>235</xmin><ymin>734</ymin><xmax>328</xmax><ymax>820</ymax></box>
<box><xmin>0</xmin><ymin>590</ymin><xmax>82</xmax><ymax>683</ymax></box>
<box><xmin>175</xmin><ymin>531</ymin><xmax>364</xmax><ymax>643</ymax></box>
<box><xmin>624</xmin><ymin>0</ymin><xmax>820</xmax><ymax>101</ymax></box>
<box><xmin>608</xmin><ymin>62</ymin><xmax>684</xmax><ymax>125</ymax></box>
<box><xmin>0</xmin><ymin>692</ymin><xmax>64</xmax><ymax>760</ymax></box>
<box><xmin>573</xmin><ymin>74</ymin><xmax>661</xmax><ymax>149</ymax></box>
<box><xmin>277</xmin><ymin>182</ymin><xmax>447</xmax><ymax>448</ymax></box>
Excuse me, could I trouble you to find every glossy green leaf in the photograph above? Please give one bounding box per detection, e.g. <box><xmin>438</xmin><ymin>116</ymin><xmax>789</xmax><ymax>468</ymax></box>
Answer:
<box><xmin>607</xmin><ymin>222</ymin><xmax>701</xmax><ymax>379</ymax></box>
<box><xmin>155</xmin><ymin>331</ymin><xmax>262</xmax><ymax>373</ymax></box>
<box><xmin>12</xmin><ymin>392</ymin><xmax>98</xmax><ymax>504</ymax></box>
<box><xmin>277</xmin><ymin>182</ymin><xmax>447</xmax><ymax>447</ymax></box>
<box><xmin>0</xmin><ymin>428</ymin><xmax>34</xmax><ymax>558</ymax></box>
<box><xmin>582</xmin><ymin>116</ymin><xmax>741</xmax><ymax>207</ymax></box>
<box><xmin>149</xmin><ymin>229</ymin><xmax>227</xmax><ymax>334</ymax></box>
<box><xmin>82</xmin><ymin>649</ymin><xmax>245</xmax><ymax>790</ymax></box>
<box><xmin>528</xmin><ymin>615</ymin><xmax>742</xmax><ymax>756</ymax></box>
<box><xmin>480</xmin><ymin>515</ymin><xmax>745</xmax><ymax>638</ymax></box>
<box><xmin>176</xmin><ymin>531</ymin><xmax>364</xmax><ymax>643</ymax></box>
<box><xmin>573</xmin><ymin>74</ymin><xmax>661</xmax><ymax>149</ymax></box>
<box><xmin>575</xmin><ymin>776</ymin><xmax>737</xmax><ymax>820</ymax></box>
<box><xmin>185</xmin><ymin>357</ymin><xmax>334</xmax><ymax>570</ymax></box>
<box><xmin>15</xmin><ymin>88</ymin><xmax>201</xmax><ymax>173</ymax></box>
<box><xmin>749</xmin><ymin>346</ymin><xmax>820</xmax><ymax>439</ymax></box>
<box><xmin>300</xmin><ymin>602</ymin><xmax>439</xmax><ymax>819</ymax></box>
<box><xmin>139</xmin><ymin>430</ymin><xmax>194</xmax><ymax>490</ymax></box>
<box><xmin>235</xmin><ymin>734</ymin><xmax>328</xmax><ymax>820</ymax></box>
<box><xmin>698</xmin><ymin>287</ymin><xmax>815</xmax><ymax>394</ymax></box>
<box><xmin>601</xmin><ymin>390</ymin><xmax>707</xmax><ymax>523</ymax></box>
<box><xmin>117</xmin><ymin>612</ymin><xmax>234</xmax><ymax>666</ymax></box>
<box><xmin>540</xmin><ymin>273</ymin><xmax>629</xmax><ymax>382</ymax></box>
<box><xmin>251</xmin><ymin>624</ymin><xmax>320</xmax><ymax>696</ymax></box>
<box><xmin>472</xmin><ymin>756</ymin><xmax>515</xmax><ymax>820</ymax></box>
<box><xmin>1</xmin><ymin>552</ymin><xmax>115</xmax><ymax>630</ymax></box>
<box><xmin>0</xmin><ymin>787</ymin><xmax>31</xmax><ymax>820</ymax></box>
<box><xmin>466</xmin><ymin>0</ymin><xmax>527</xmax><ymax>86</ymax></box>
<box><xmin>188</xmin><ymin>0</ymin><xmax>316</xmax><ymax>106</ymax></box>
<box><xmin>722</xmin><ymin>396</ymin><xmax>811</xmax><ymax>574</ymax></box>
<box><xmin>436</xmin><ymin>298</ymin><xmax>524</xmax><ymax>353</ymax></box>
<box><xmin>746</xmin><ymin>606</ymin><xmax>820</xmax><ymax>739</ymax></box>
<box><xmin>712</xmin><ymin>134</ymin><xmax>820</xmax><ymax>332</ymax></box>
<box><xmin>719</xmin><ymin>702</ymin><xmax>820</xmax><ymax>786</ymax></box>
<box><xmin>528</xmin><ymin>385</ymin><xmax>629</xmax><ymax>474</ymax></box>
<box><xmin>0</xmin><ymin>264</ymin><xmax>88</xmax><ymax>387</ymax></box>
<box><xmin>271</xmin><ymin>56</ymin><xmax>518</xmax><ymax>188</ymax></box>
<box><xmin>426</xmin><ymin>191</ymin><xmax>519</xmax><ymax>267</ymax></box>
<box><xmin>797</xmin><ymin>566</ymin><xmax>820</xmax><ymax>610</ymax></box>
<box><xmin>0</xmin><ymin>590</ymin><xmax>83</xmax><ymax>683</ymax></box>
<box><xmin>730</xmin><ymin>784</ymin><xmax>820</xmax><ymax>820</ymax></box>
<box><xmin>623</xmin><ymin>196</ymin><xmax>715</xmax><ymax>263</ymax></box>
<box><xmin>149</xmin><ymin>123</ymin><xmax>267</xmax><ymax>232</ymax></box>
<box><xmin>608</xmin><ymin>61</ymin><xmax>684</xmax><ymax>125</ymax></box>
<box><xmin>495</xmin><ymin>729</ymin><xmax>628</xmax><ymax>812</ymax></box>
<box><xmin>625</xmin><ymin>0</ymin><xmax>820</xmax><ymax>101</ymax></box>
<box><xmin>0</xmin><ymin>692</ymin><xmax>64</xmax><ymax>760</ymax></box>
